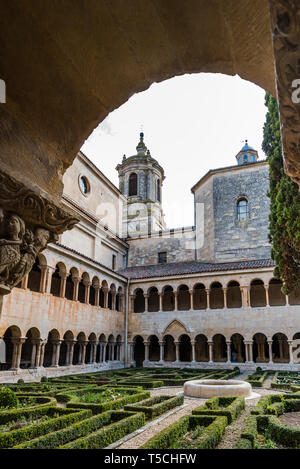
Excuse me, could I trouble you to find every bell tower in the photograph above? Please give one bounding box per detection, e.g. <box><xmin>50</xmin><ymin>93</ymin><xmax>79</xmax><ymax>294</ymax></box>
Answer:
<box><xmin>116</xmin><ymin>132</ymin><xmax>166</xmax><ymax>237</ymax></box>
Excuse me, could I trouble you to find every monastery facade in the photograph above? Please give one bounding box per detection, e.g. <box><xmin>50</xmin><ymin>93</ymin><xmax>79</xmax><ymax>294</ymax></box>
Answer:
<box><xmin>0</xmin><ymin>134</ymin><xmax>299</xmax><ymax>382</ymax></box>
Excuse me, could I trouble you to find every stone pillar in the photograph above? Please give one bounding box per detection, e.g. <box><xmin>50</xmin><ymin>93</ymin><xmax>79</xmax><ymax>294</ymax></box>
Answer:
<box><xmin>226</xmin><ymin>341</ymin><xmax>231</xmax><ymax>363</ymax></box>
<box><xmin>144</xmin><ymin>294</ymin><xmax>149</xmax><ymax>313</ymax></box>
<box><xmin>285</xmin><ymin>295</ymin><xmax>290</xmax><ymax>306</ymax></box>
<box><xmin>240</xmin><ymin>286</ymin><xmax>249</xmax><ymax>308</ymax></box>
<box><xmin>94</xmin><ymin>286</ymin><xmax>100</xmax><ymax>306</ymax></box>
<box><xmin>144</xmin><ymin>341</ymin><xmax>149</xmax><ymax>361</ymax></box>
<box><xmin>39</xmin><ymin>340</ymin><xmax>46</xmax><ymax>367</ymax></box>
<box><xmin>69</xmin><ymin>340</ymin><xmax>75</xmax><ymax>365</ymax></box>
<box><xmin>159</xmin><ymin>341</ymin><xmax>164</xmax><ymax>362</ymax></box>
<box><xmin>51</xmin><ymin>342</ymin><xmax>57</xmax><ymax>367</ymax></box>
<box><xmin>11</xmin><ymin>337</ymin><xmax>26</xmax><ymax>370</ymax></box>
<box><xmin>191</xmin><ymin>340</ymin><xmax>196</xmax><ymax>362</ymax></box>
<box><xmin>45</xmin><ymin>267</ymin><xmax>55</xmax><ymax>294</ymax></box>
<box><xmin>72</xmin><ymin>276</ymin><xmax>79</xmax><ymax>301</ymax></box>
<box><xmin>175</xmin><ymin>341</ymin><xmax>180</xmax><ymax>362</ymax></box>
<box><xmin>39</xmin><ymin>266</ymin><xmax>48</xmax><ymax>293</ymax></box>
<box><xmin>84</xmin><ymin>282</ymin><xmax>91</xmax><ymax>304</ymax></box>
<box><xmin>92</xmin><ymin>341</ymin><xmax>98</xmax><ymax>363</ymax></box>
<box><xmin>249</xmin><ymin>341</ymin><xmax>253</xmax><ymax>362</ymax></box>
<box><xmin>158</xmin><ymin>292</ymin><xmax>163</xmax><ymax>311</ymax></box>
<box><xmin>21</xmin><ymin>274</ymin><xmax>29</xmax><ymax>290</ymax></box>
<box><xmin>80</xmin><ymin>341</ymin><xmax>88</xmax><ymax>364</ymax></box>
<box><xmin>268</xmin><ymin>340</ymin><xmax>273</xmax><ymax>364</ymax></box>
<box><xmin>189</xmin><ymin>290</ymin><xmax>194</xmax><ymax>310</ymax></box>
<box><xmin>54</xmin><ymin>340</ymin><xmax>62</xmax><ymax>367</ymax></box>
<box><xmin>102</xmin><ymin>342</ymin><xmax>107</xmax><ymax>362</ymax></box>
<box><xmin>59</xmin><ymin>272</ymin><xmax>67</xmax><ymax>298</ymax></box>
<box><xmin>30</xmin><ymin>343</ymin><xmax>36</xmax><ymax>368</ymax></box>
<box><xmin>205</xmin><ymin>289</ymin><xmax>210</xmax><ymax>309</ymax></box>
<box><xmin>174</xmin><ymin>291</ymin><xmax>178</xmax><ymax>310</ymax></box>
<box><xmin>288</xmin><ymin>340</ymin><xmax>294</xmax><ymax>364</ymax></box>
<box><xmin>265</xmin><ymin>284</ymin><xmax>270</xmax><ymax>307</ymax></box>
<box><xmin>223</xmin><ymin>288</ymin><xmax>228</xmax><ymax>309</ymax></box>
<box><xmin>208</xmin><ymin>340</ymin><xmax>213</xmax><ymax>363</ymax></box>
<box><xmin>104</xmin><ymin>288</ymin><xmax>109</xmax><ymax>309</ymax></box>
<box><xmin>111</xmin><ymin>292</ymin><xmax>116</xmax><ymax>310</ymax></box>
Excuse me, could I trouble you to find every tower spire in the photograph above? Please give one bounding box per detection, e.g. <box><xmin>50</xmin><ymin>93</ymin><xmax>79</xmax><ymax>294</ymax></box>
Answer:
<box><xmin>136</xmin><ymin>130</ymin><xmax>147</xmax><ymax>155</ymax></box>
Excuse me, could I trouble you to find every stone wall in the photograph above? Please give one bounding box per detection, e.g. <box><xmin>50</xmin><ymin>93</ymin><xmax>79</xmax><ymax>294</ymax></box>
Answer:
<box><xmin>127</xmin><ymin>228</ymin><xmax>195</xmax><ymax>267</ymax></box>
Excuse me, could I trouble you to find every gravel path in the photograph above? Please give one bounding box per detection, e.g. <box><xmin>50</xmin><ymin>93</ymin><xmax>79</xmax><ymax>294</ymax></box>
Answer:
<box><xmin>116</xmin><ymin>384</ymin><xmax>284</xmax><ymax>450</ymax></box>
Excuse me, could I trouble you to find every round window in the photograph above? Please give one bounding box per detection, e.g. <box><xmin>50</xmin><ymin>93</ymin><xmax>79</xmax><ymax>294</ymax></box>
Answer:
<box><xmin>79</xmin><ymin>176</ymin><xmax>90</xmax><ymax>195</ymax></box>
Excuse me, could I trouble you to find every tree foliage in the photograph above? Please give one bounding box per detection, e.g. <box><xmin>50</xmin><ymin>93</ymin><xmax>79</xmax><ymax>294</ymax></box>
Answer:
<box><xmin>262</xmin><ymin>92</ymin><xmax>300</xmax><ymax>294</ymax></box>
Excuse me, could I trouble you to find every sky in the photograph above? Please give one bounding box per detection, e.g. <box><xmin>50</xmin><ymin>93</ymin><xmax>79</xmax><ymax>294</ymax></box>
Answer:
<box><xmin>81</xmin><ymin>73</ymin><xmax>267</xmax><ymax>228</ymax></box>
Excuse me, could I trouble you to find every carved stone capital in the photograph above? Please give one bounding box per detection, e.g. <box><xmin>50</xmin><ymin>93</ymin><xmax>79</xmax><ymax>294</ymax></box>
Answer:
<box><xmin>269</xmin><ymin>0</ymin><xmax>300</xmax><ymax>187</ymax></box>
<box><xmin>0</xmin><ymin>168</ymin><xmax>79</xmax><ymax>294</ymax></box>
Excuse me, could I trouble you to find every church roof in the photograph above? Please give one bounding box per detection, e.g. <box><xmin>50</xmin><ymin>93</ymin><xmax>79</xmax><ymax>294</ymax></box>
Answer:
<box><xmin>118</xmin><ymin>258</ymin><xmax>275</xmax><ymax>279</ymax></box>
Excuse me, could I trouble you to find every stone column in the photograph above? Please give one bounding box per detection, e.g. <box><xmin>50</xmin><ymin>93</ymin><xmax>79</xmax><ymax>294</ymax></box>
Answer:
<box><xmin>265</xmin><ymin>284</ymin><xmax>270</xmax><ymax>307</ymax></box>
<box><xmin>249</xmin><ymin>341</ymin><xmax>253</xmax><ymax>362</ymax></box>
<box><xmin>30</xmin><ymin>343</ymin><xmax>36</xmax><ymax>368</ymax></box>
<box><xmin>240</xmin><ymin>286</ymin><xmax>249</xmax><ymax>308</ymax></box>
<box><xmin>11</xmin><ymin>337</ymin><xmax>26</xmax><ymax>370</ymax></box>
<box><xmin>72</xmin><ymin>276</ymin><xmax>79</xmax><ymax>301</ymax></box>
<box><xmin>144</xmin><ymin>294</ymin><xmax>149</xmax><ymax>313</ymax></box>
<box><xmin>102</xmin><ymin>341</ymin><xmax>107</xmax><ymax>362</ymax></box>
<box><xmin>205</xmin><ymin>289</ymin><xmax>210</xmax><ymax>309</ymax></box>
<box><xmin>159</xmin><ymin>341</ymin><xmax>164</xmax><ymax>362</ymax></box>
<box><xmin>174</xmin><ymin>291</ymin><xmax>178</xmax><ymax>310</ymax></box>
<box><xmin>268</xmin><ymin>340</ymin><xmax>273</xmax><ymax>364</ymax></box>
<box><xmin>21</xmin><ymin>274</ymin><xmax>29</xmax><ymax>290</ymax></box>
<box><xmin>144</xmin><ymin>341</ymin><xmax>149</xmax><ymax>361</ymax></box>
<box><xmin>189</xmin><ymin>290</ymin><xmax>194</xmax><ymax>310</ymax></box>
<box><xmin>69</xmin><ymin>340</ymin><xmax>75</xmax><ymax>366</ymax></box>
<box><xmin>174</xmin><ymin>341</ymin><xmax>180</xmax><ymax>362</ymax></box>
<box><xmin>84</xmin><ymin>282</ymin><xmax>91</xmax><ymax>304</ymax></box>
<box><xmin>111</xmin><ymin>292</ymin><xmax>116</xmax><ymax>310</ymax></box>
<box><xmin>288</xmin><ymin>340</ymin><xmax>294</xmax><ymax>364</ymax></box>
<box><xmin>80</xmin><ymin>341</ymin><xmax>88</xmax><ymax>364</ymax></box>
<box><xmin>158</xmin><ymin>292</ymin><xmax>163</xmax><ymax>311</ymax></box>
<box><xmin>94</xmin><ymin>286</ymin><xmax>100</xmax><ymax>306</ymax></box>
<box><xmin>54</xmin><ymin>340</ymin><xmax>62</xmax><ymax>367</ymax></box>
<box><xmin>226</xmin><ymin>341</ymin><xmax>231</xmax><ymax>363</ymax></box>
<box><xmin>208</xmin><ymin>340</ymin><xmax>213</xmax><ymax>363</ymax></box>
<box><xmin>92</xmin><ymin>341</ymin><xmax>98</xmax><ymax>363</ymax></box>
<box><xmin>39</xmin><ymin>266</ymin><xmax>48</xmax><ymax>293</ymax></box>
<box><xmin>104</xmin><ymin>288</ymin><xmax>109</xmax><ymax>309</ymax></box>
<box><xmin>45</xmin><ymin>267</ymin><xmax>55</xmax><ymax>294</ymax></box>
<box><xmin>59</xmin><ymin>272</ymin><xmax>67</xmax><ymax>298</ymax></box>
<box><xmin>285</xmin><ymin>295</ymin><xmax>290</xmax><ymax>307</ymax></box>
<box><xmin>51</xmin><ymin>342</ymin><xmax>57</xmax><ymax>367</ymax></box>
<box><xmin>223</xmin><ymin>288</ymin><xmax>228</xmax><ymax>309</ymax></box>
<box><xmin>191</xmin><ymin>340</ymin><xmax>196</xmax><ymax>362</ymax></box>
<box><xmin>39</xmin><ymin>340</ymin><xmax>46</xmax><ymax>367</ymax></box>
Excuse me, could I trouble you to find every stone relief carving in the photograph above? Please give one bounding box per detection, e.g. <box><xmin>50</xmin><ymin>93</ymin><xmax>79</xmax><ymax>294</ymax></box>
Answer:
<box><xmin>269</xmin><ymin>0</ymin><xmax>300</xmax><ymax>187</ymax></box>
<box><xmin>0</xmin><ymin>169</ymin><xmax>79</xmax><ymax>295</ymax></box>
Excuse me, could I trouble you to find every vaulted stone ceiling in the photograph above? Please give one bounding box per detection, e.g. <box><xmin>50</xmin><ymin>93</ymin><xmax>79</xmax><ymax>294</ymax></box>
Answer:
<box><xmin>0</xmin><ymin>0</ymin><xmax>278</xmax><ymax>200</ymax></box>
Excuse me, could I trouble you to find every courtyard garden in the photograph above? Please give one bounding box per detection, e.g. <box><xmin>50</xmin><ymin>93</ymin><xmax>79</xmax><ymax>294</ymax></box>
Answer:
<box><xmin>0</xmin><ymin>367</ymin><xmax>299</xmax><ymax>449</ymax></box>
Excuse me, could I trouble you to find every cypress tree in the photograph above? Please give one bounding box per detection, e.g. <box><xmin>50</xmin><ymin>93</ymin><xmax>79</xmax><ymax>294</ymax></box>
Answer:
<box><xmin>262</xmin><ymin>92</ymin><xmax>300</xmax><ymax>294</ymax></box>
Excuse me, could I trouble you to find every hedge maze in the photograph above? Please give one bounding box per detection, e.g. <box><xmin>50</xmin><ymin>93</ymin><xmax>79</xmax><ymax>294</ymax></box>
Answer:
<box><xmin>1</xmin><ymin>367</ymin><xmax>299</xmax><ymax>449</ymax></box>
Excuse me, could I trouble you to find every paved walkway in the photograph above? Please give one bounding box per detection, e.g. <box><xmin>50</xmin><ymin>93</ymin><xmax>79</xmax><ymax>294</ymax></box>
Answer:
<box><xmin>117</xmin><ymin>382</ymin><xmax>282</xmax><ymax>449</ymax></box>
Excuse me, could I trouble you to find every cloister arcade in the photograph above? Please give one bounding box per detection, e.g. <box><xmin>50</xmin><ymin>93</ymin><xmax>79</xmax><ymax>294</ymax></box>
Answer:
<box><xmin>131</xmin><ymin>279</ymin><xmax>300</xmax><ymax>313</ymax></box>
<box><xmin>129</xmin><ymin>331</ymin><xmax>299</xmax><ymax>368</ymax></box>
<box><xmin>1</xmin><ymin>326</ymin><xmax>123</xmax><ymax>371</ymax></box>
<box><xmin>18</xmin><ymin>257</ymin><xmax>124</xmax><ymax>312</ymax></box>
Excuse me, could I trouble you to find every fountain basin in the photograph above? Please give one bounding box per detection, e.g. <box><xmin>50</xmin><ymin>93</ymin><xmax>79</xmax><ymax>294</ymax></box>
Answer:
<box><xmin>183</xmin><ymin>379</ymin><xmax>252</xmax><ymax>398</ymax></box>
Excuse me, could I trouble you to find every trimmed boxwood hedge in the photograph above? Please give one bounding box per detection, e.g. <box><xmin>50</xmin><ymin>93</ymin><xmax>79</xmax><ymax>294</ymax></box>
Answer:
<box><xmin>64</xmin><ymin>388</ymin><xmax>150</xmax><ymax>414</ymax></box>
<box><xmin>265</xmin><ymin>414</ymin><xmax>300</xmax><ymax>448</ymax></box>
<box><xmin>60</xmin><ymin>411</ymin><xmax>145</xmax><ymax>449</ymax></box>
<box><xmin>0</xmin><ymin>407</ymin><xmax>91</xmax><ymax>448</ymax></box>
<box><xmin>0</xmin><ymin>395</ymin><xmax>57</xmax><ymax>424</ymax></box>
<box><xmin>141</xmin><ymin>414</ymin><xmax>228</xmax><ymax>449</ymax></box>
<box><xmin>192</xmin><ymin>396</ymin><xmax>245</xmax><ymax>424</ymax></box>
<box><xmin>124</xmin><ymin>395</ymin><xmax>184</xmax><ymax>420</ymax></box>
<box><xmin>246</xmin><ymin>371</ymin><xmax>269</xmax><ymax>387</ymax></box>
<box><xmin>117</xmin><ymin>380</ymin><xmax>164</xmax><ymax>389</ymax></box>
<box><xmin>14</xmin><ymin>410</ymin><xmax>145</xmax><ymax>449</ymax></box>
<box><xmin>251</xmin><ymin>393</ymin><xmax>300</xmax><ymax>416</ymax></box>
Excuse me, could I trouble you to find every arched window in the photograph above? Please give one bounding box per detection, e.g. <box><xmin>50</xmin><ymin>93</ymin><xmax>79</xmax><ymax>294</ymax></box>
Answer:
<box><xmin>237</xmin><ymin>198</ymin><xmax>249</xmax><ymax>221</ymax></box>
<box><xmin>128</xmin><ymin>172</ymin><xmax>138</xmax><ymax>196</ymax></box>
<box><xmin>157</xmin><ymin>179</ymin><xmax>161</xmax><ymax>202</ymax></box>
